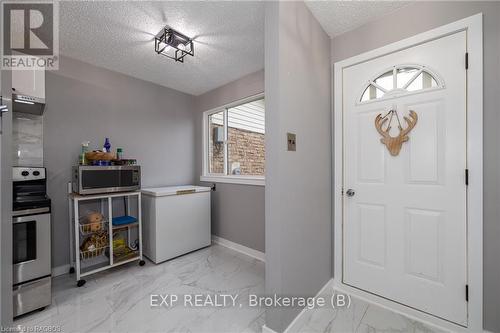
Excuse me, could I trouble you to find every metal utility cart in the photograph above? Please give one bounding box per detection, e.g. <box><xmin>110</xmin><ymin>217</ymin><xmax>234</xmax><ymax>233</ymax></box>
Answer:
<box><xmin>68</xmin><ymin>190</ymin><xmax>145</xmax><ymax>287</ymax></box>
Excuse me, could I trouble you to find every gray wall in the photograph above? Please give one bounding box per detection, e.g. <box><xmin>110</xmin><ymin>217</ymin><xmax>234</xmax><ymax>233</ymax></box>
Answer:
<box><xmin>0</xmin><ymin>69</ymin><xmax>13</xmax><ymax>326</ymax></box>
<box><xmin>45</xmin><ymin>56</ymin><xmax>196</xmax><ymax>268</ymax></box>
<box><xmin>203</xmin><ymin>183</ymin><xmax>265</xmax><ymax>252</ymax></box>
<box><xmin>195</xmin><ymin>70</ymin><xmax>265</xmax><ymax>253</ymax></box>
<box><xmin>265</xmin><ymin>2</ymin><xmax>332</xmax><ymax>332</ymax></box>
<box><xmin>329</xmin><ymin>2</ymin><xmax>500</xmax><ymax>332</ymax></box>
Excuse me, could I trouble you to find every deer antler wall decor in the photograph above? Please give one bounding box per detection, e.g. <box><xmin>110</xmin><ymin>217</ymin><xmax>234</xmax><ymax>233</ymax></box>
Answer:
<box><xmin>374</xmin><ymin>110</ymin><xmax>418</xmax><ymax>156</ymax></box>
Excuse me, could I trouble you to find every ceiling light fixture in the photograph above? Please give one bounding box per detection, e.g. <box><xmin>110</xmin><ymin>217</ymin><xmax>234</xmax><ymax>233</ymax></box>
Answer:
<box><xmin>155</xmin><ymin>26</ymin><xmax>194</xmax><ymax>63</ymax></box>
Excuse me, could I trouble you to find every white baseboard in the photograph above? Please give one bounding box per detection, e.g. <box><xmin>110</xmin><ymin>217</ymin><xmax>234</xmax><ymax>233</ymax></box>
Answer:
<box><xmin>284</xmin><ymin>279</ymin><xmax>334</xmax><ymax>333</ymax></box>
<box><xmin>52</xmin><ymin>264</ymin><xmax>70</xmax><ymax>277</ymax></box>
<box><xmin>262</xmin><ymin>325</ymin><xmax>278</xmax><ymax>333</ymax></box>
<box><xmin>260</xmin><ymin>278</ymin><xmax>334</xmax><ymax>333</ymax></box>
<box><xmin>211</xmin><ymin>235</ymin><xmax>265</xmax><ymax>262</ymax></box>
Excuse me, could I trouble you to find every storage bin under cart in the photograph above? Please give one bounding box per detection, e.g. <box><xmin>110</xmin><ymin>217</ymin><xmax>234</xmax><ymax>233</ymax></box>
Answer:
<box><xmin>68</xmin><ymin>190</ymin><xmax>145</xmax><ymax>287</ymax></box>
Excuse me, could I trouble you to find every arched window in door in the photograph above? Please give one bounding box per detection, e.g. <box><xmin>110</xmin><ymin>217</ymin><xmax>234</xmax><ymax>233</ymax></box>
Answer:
<box><xmin>360</xmin><ymin>65</ymin><xmax>444</xmax><ymax>103</ymax></box>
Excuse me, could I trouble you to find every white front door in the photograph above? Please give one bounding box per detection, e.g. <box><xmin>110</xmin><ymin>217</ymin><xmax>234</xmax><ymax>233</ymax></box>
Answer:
<box><xmin>342</xmin><ymin>31</ymin><xmax>467</xmax><ymax>325</ymax></box>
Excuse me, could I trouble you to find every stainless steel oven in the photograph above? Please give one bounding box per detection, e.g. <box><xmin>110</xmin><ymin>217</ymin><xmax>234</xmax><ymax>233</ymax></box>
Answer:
<box><xmin>12</xmin><ymin>167</ymin><xmax>52</xmax><ymax>317</ymax></box>
<box><xmin>13</xmin><ymin>211</ymin><xmax>52</xmax><ymax>317</ymax></box>
<box><xmin>72</xmin><ymin>165</ymin><xmax>141</xmax><ymax>195</ymax></box>
<box><xmin>13</xmin><ymin>212</ymin><xmax>51</xmax><ymax>285</ymax></box>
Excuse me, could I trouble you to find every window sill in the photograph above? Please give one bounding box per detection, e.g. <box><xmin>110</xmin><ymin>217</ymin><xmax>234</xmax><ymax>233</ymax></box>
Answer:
<box><xmin>200</xmin><ymin>175</ymin><xmax>265</xmax><ymax>186</ymax></box>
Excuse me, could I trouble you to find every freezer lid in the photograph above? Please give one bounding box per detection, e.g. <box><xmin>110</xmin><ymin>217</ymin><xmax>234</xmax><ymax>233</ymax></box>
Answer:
<box><xmin>141</xmin><ymin>185</ymin><xmax>211</xmax><ymax>197</ymax></box>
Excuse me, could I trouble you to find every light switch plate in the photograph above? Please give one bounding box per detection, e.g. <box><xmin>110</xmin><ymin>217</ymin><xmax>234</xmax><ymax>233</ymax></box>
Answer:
<box><xmin>287</xmin><ymin>132</ymin><xmax>296</xmax><ymax>151</ymax></box>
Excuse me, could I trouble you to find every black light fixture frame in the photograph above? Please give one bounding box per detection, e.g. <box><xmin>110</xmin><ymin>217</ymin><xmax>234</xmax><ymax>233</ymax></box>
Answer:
<box><xmin>154</xmin><ymin>26</ymin><xmax>194</xmax><ymax>63</ymax></box>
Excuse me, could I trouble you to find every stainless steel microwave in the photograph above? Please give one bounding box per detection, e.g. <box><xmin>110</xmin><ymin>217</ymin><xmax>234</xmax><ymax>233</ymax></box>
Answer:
<box><xmin>72</xmin><ymin>165</ymin><xmax>141</xmax><ymax>195</ymax></box>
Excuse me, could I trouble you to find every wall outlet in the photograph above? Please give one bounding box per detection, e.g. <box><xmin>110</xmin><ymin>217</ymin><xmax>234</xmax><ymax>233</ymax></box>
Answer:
<box><xmin>287</xmin><ymin>132</ymin><xmax>296</xmax><ymax>151</ymax></box>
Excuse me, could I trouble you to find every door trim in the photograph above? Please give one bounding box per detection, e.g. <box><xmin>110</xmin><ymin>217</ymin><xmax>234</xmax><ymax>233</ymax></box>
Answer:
<box><xmin>333</xmin><ymin>14</ymin><xmax>483</xmax><ymax>332</ymax></box>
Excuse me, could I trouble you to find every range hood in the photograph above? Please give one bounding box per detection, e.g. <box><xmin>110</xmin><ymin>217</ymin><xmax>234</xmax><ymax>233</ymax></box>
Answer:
<box><xmin>12</xmin><ymin>92</ymin><xmax>45</xmax><ymax>115</ymax></box>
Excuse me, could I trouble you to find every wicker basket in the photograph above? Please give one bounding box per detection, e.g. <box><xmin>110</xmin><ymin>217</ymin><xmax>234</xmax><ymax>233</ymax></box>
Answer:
<box><xmin>85</xmin><ymin>151</ymin><xmax>115</xmax><ymax>161</ymax></box>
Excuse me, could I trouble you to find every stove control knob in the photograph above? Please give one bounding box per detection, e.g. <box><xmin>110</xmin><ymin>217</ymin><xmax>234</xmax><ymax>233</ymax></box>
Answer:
<box><xmin>33</xmin><ymin>171</ymin><xmax>40</xmax><ymax>176</ymax></box>
<box><xmin>21</xmin><ymin>171</ymin><xmax>29</xmax><ymax>177</ymax></box>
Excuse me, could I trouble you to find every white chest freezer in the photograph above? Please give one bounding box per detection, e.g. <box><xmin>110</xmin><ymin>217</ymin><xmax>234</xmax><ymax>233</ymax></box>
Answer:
<box><xmin>141</xmin><ymin>185</ymin><xmax>211</xmax><ymax>264</ymax></box>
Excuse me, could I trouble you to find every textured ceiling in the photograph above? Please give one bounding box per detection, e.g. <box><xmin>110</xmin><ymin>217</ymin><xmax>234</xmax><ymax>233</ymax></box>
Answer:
<box><xmin>59</xmin><ymin>1</ymin><xmax>264</xmax><ymax>96</ymax></box>
<box><xmin>305</xmin><ymin>1</ymin><xmax>411</xmax><ymax>38</ymax></box>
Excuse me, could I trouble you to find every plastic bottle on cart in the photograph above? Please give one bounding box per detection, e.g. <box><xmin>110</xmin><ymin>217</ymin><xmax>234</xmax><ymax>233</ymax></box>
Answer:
<box><xmin>103</xmin><ymin>138</ymin><xmax>111</xmax><ymax>153</ymax></box>
<box><xmin>80</xmin><ymin>141</ymin><xmax>90</xmax><ymax>165</ymax></box>
<box><xmin>116</xmin><ymin>148</ymin><xmax>123</xmax><ymax>160</ymax></box>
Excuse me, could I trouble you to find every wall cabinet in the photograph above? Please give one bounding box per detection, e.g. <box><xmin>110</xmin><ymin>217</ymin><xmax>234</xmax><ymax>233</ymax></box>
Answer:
<box><xmin>12</xmin><ymin>67</ymin><xmax>45</xmax><ymax>98</ymax></box>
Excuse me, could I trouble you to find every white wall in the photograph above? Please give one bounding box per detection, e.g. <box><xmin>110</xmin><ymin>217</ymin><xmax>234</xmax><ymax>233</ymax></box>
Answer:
<box><xmin>265</xmin><ymin>2</ymin><xmax>332</xmax><ymax>332</ymax></box>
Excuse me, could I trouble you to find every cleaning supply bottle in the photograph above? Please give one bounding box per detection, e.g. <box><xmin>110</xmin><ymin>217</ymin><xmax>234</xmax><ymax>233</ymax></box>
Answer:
<box><xmin>103</xmin><ymin>138</ymin><xmax>111</xmax><ymax>153</ymax></box>
<box><xmin>116</xmin><ymin>148</ymin><xmax>123</xmax><ymax>160</ymax></box>
<box><xmin>80</xmin><ymin>141</ymin><xmax>90</xmax><ymax>165</ymax></box>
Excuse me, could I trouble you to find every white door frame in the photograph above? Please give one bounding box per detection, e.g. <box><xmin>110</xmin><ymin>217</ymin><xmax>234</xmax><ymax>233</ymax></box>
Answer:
<box><xmin>333</xmin><ymin>14</ymin><xmax>483</xmax><ymax>332</ymax></box>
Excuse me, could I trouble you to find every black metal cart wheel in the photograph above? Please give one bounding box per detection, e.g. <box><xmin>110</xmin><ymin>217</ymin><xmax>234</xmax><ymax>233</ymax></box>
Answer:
<box><xmin>139</xmin><ymin>260</ymin><xmax>146</xmax><ymax>266</ymax></box>
<box><xmin>77</xmin><ymin>279</ymin><xmax>86</xmax><ymax>287</ymax></box>
<box><xmin>69</xmin><ymin>267</ymin><xmax>75</xmax><ymax>274</ymax></box>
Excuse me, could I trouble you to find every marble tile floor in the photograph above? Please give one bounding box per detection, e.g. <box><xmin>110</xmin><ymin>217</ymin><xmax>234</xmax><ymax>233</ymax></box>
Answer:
<box><xmin>14</xmin><ymin>244</ymin><xmax>265</xmax><ymax>333</ymax></box>
<box><xmin>15</xmin><ymin>243</ymin><xmax>447</xmax><ymax>333</ymax></box>
<box><xmin>288</xmin><ymin>287</ymin><xmax>447</xmax><ymax>333</ymax></box>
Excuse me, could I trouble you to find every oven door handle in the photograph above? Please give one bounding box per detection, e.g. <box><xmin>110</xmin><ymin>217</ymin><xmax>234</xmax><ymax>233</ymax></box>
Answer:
<box><xmin>13</xmin><ymin>207</ymin><xmax>50</xmax><ymax>218</ymax></box>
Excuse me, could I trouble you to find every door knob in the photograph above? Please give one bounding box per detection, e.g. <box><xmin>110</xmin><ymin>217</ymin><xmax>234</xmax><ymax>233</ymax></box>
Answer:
<box><xmin>346</xmin><ymin>189</ymin><xmax>355</xmax><ymax>197</ymax></box>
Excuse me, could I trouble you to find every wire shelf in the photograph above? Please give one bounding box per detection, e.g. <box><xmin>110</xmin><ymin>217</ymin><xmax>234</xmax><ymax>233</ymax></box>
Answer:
<box><xmin>69</xmin><ymin>190</ymin><xmax>143</xmax><ymax>285</ymax></box>
<box><xmin>79</xmin><ymin>220</ymin><xmax>109</xmax><ymax>236</ymax></box>
<box><xmin>80</xmin><ymin>246</ymin><xmax>108</xmax><ymax>260</ymax></box>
